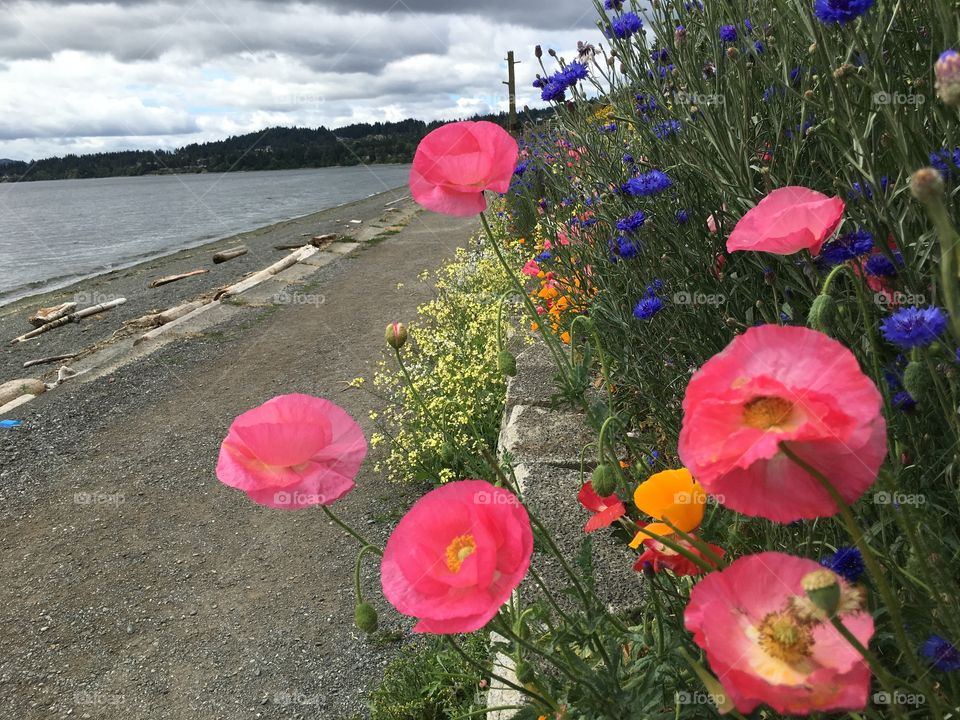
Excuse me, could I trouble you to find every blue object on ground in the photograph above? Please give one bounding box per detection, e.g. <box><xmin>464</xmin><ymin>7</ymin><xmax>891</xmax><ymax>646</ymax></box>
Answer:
<box><xmin>0</xmin><ymin>420</ymin><xmax>23</xmax><ymax>428</ymax></box>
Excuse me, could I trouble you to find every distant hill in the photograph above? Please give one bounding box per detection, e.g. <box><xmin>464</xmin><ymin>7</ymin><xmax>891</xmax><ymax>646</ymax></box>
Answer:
<box><xmin>0</xmin><ymin>109</ymin><xmax>553</xmax><ymax>183</ymax></box>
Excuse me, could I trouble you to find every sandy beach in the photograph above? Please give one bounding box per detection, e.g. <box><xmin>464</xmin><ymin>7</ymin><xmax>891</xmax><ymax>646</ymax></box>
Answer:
<box><xmin>0</xmin><ymin>188</ymin><xmax>481</xmax><ymax>719</ymax></box>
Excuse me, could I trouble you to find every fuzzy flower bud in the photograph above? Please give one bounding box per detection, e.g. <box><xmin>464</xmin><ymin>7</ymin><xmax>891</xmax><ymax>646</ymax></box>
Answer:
<box><xmin>807</xmin><ymin>294</ymin><xmax>838</xmax><ymax>335</ymax></box>
<box><xmin>902</xmin><ymin>360</ymin><xmax>930</xmax><ymax>398</ymax></box>
<box><xmin>355</xmin><ymin>602</ymin><xmax>379</xmax><ymax>633</ymax></box>
<box><xmin>910</xmin><ymin>167</ymin><xmax>946</xmax><ymax>205</ymax></box>
<box><xmin>936</xmin><ymin>49</ymin><xmax>960</xmax><ymax>107</ymax></box>
<box><xmin>385</xmin><ymin>322</ymin><xmax>408</xmax><ymax>349</ymax></box>
<box><xmin>591</xmin><ymin>463</ymin><xmax>619</xmax><ymax>497</ymax></box>
<box><xmin>802</xmin><ymin>569</ymin><xmax>841</xmax><ymax>617</ymax></box>
<box><xmin>497</xmin><ymin>350</ymin><xmax>518</xmax><ymax>378</ymax></box>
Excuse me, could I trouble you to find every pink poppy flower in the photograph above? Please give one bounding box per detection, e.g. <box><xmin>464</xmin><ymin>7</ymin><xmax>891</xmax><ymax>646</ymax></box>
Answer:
<box><xmin>685</xmin><ymin>552</ymin><xmax>874</xmax><ymax>715</ymax></box>
<box><xmin>381</xmin><ymin>479</ymin><xmax>533</xmax><ymax>634</ymax></box>
<box><xmin>678</xmin><ymin>325</ymin><xmax>886</xmax><ymax>522</ymax></box>
<box><xmin>727</xmin><ymin>187</ymin><xmax>845</xmax><ymax>255</ymax></box>
<box><xmin>216</xmin><ymin>394</ymin><xmax>367</xmax><ymax>509</ymax></box>
<box><xmin>409</xmin><ymin>121</ymin><xmax>519</xmax><ymax>217</ymax></box>
<box><xmin>577</xmin><ymin>481</ymin><xmax>626</xmax><ymax>533</ymax></box>
<box><xmin>521</xmin><ymin>259</ymin><xmax>541</xmax><ymax>277</ymax></box>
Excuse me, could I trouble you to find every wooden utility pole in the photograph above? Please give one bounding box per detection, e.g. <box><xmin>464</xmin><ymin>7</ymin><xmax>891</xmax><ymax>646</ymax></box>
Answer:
<box><xmin>502</xmin><ymin>51</ymin><xmax>520</xmax><ymax>135</ymax></box>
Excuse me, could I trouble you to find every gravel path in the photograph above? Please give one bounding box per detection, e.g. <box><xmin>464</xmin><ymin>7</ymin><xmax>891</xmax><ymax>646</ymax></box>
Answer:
<box><xmin>0</xmin><ymin>202</ymin><xmax>479</xmax><ymax>719</ymax></box>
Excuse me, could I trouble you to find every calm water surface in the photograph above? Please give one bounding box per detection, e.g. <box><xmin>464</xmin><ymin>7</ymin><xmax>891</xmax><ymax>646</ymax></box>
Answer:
<box><xmin>0</xmin><ymin>165</ymin><xmax>411</xmax><ymax>305</ymax></box>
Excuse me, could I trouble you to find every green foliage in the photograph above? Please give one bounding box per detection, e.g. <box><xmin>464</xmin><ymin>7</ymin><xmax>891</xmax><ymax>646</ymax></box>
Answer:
<box><xmin>368</xmin><ymin>635</ymin><xmax>488</xmax><ymax>720</ymax></box>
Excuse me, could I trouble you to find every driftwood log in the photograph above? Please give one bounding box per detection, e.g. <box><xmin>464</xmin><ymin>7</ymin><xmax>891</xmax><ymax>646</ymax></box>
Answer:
<box><xmin>216</xmin><ymin>246</ymin><xmax>318</xmax><ymax>300</ymax></box>
<box><xmin>23</xmin><ymin>353</ymin><xmax>79</xmax><ymax>369</ymax></box>
<box><xmin>212</xmin><ymin>246</ymin><xmax>248</xmax><ymax>264</ymax></box>
<box><xmin>126</xmin><ymin>300</ymin><xmax>208</xmax><ymax>330</ymax></box>
<box><xmin>149</xmin><ymin>269</ymin><xmax>209</xmax><ymax>288</ymax></box>
<box><xmin>28</xmin><ymin>302</ymin><xmax>77</xmax><ymax>328</ymax></box>
<box><xmin>10</xmin><ymin>298</ymin><xmax>127</xmax><ymax>343</ymax></box>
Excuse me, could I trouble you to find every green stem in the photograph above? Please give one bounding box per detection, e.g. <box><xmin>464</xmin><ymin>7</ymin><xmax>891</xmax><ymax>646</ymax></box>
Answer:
<box><xmin>443</xmin><ymin>636</ymin><xmax>556</xmax><ymax>711</ymax></box>
<box><xmin>778</xmin><ymin>443</ymin><xmax>945</xmax><ymax>717</ymax></box>
<box><xmin>320</xmin><ymin>506</ymin><xmax>382</xmax><ymax>552</ymax></box>
<box><xmin>353</xmin><ymin>544</ymin><xmax>380</xmax><ymax>604</ymax></box>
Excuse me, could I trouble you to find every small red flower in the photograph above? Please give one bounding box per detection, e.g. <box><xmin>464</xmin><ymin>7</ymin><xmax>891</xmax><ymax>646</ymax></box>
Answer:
<box><xmin>577</xmin><ymin>481</ymin><xmax>626</xmax><ymax>533</ymax></box>
<box><xmin>633</xmin><ymin>536</ymin><xmax>724</xmax><ymax>577</ymax></box>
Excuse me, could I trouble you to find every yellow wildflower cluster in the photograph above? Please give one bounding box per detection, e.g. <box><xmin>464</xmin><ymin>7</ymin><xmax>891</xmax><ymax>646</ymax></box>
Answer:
<box><xmin>373</xmin><ymin>238</ymin><xmax>525</xmax><ymax>484</ymax></box>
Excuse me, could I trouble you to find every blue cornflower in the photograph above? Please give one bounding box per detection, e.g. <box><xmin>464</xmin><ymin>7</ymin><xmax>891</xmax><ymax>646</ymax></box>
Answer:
<box><xmin>649</xmin><ymin>278</ymin><xmax>664</xmax><ymax>292</ymax></box>
<box><xmin>617</xmin><ymin>236</ymin><xmax>640</xmax><ymax>258</ymax></box>
<box><xmin>820</xmin><ymin>546</ymin><xmax>865</xmax><ymax>583</ymax></box>
<box><xmin>535</xmin><ymin>251</ymin><xmax>553</xmax><ymax>263</ymax></box>
<box><xmin>616</xmin><ymin>210</ymin><xmax>647</xmax><ymax>235</ymax></box>
<box><xmin>604</xmin><ymin>0</ymin><xmax>623</xmax><ymax>9</ymax></box>
<box><xmin>921</xmin><ymin>636</ymin><xmax>960</xmax><ymax>672</ymax></box>
<box><xmin>636</xmin><ymin>94</ymin><xmax>658</xmax><ymax>115</ymax></box>
<box><xmin>513</xmin><ymin>159</ymin><xmax>531</xmax><ymax>177</ymax></box>
<box><xmin>818</xmin><ymin>227</ymin><xmax>874</xmax><ymax>265</ymax></box>
<box><xmin>930</xmin><ymin>147</ymin><xmax>960</xmax><ymax>179</ymax></box>
<box><xmin>880</xmin><ymin>306</ymin><xmax>948</xmax><ymax>349</ymax></box>
<box><xmin>814</xmin><ymin>0</ymin><xmax>876</xmax><ymax>25</ymax></box>
<box><xmin>865</xmin><ymin>254</ymin><xmax>897</xmax><ymax>277</ymax></box>
<box><xmin>599</xmin><ymin>122</ymin><xmax>618</xmax><ymax>133</ymax></box>
<box><xmin>622</xmin><ymin>170</ymin><xmax>673</xmax><ymax>197</ymax></box>
<box><xmin>654</xmin><ymin>119</ymin><xmax>682</xmax><ymax>139</ymax></box>
<box><xmin>611</xmin><ymin>12</ymin><xmax>643</xmax><ymax>39</ymax></box>
<box><xmin>622</xmin><ymin>153</ymin><xmax>634</xmax><ymax>164</ymax></box>
<box><xmin>893</xmin><ymin>390</ymin><xmax>917</xmax><ymax>411</ymax></box>
<box><xmin>789</xmin><ymin>66</ymin><xmax>806</xmax><ymax>85</ymax></box>
<box><xmin>561</xmin><ymin>61</ymin><xmax>589</xmax><ymax>84</ymax></box>
<box><xmin>540</xmin><ymin>79</ymin><xmax>567</xmax><ymax>102</ymax></box>
<box><xmin>753</xmin><ymin>40</ymin><xmax>765</xmax><ymax>54</ymax></box>
<box><xmin>719</xmin><ymin>24</ymin><xmax>738</xmax><ymax>42</ymax></box>
<box><xmin>743</xmin><ymin>18</ymin><xmax>754</xmax><ymax>32</ymax></box>
<box><xmin>633</xmin><ymin>296</ymin><xmax>664</xmax><ymax>320</ymax></box>
<box><xmin>650</xmin><ymin>47</ymin><xmax>669</xmax><ymax>63</ymax></box>
<box><xmin>675</xmin><ymin>209</ymin><xmax>690</xmax><ymax>224</ymax></box>
<box><xmin>647</xmin><ymin>449</ymin><xmax>661</xmax><ymax>466</ymax></box>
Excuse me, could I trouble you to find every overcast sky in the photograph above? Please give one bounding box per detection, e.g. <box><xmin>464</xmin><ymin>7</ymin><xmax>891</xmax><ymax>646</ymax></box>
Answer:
<box><xmin>0</xmin><ymin>0</ymin><xmax>604</xmax><ymax>160</ymax></box>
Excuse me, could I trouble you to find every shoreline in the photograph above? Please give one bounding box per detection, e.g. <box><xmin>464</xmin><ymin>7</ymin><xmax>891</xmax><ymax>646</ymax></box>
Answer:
<box><xmin>0</xmin><ymin>185</ymin><xmax>413</xmax><ymax>383</ymax></box>
<box><xmin>0</xmin><ymin>182</ymin><xmax>409</xmax><ymax>309</ymax></box>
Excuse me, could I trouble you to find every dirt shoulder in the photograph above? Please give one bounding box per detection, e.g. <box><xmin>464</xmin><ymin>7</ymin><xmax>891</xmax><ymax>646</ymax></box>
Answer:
<box><xmin>0</xmin><ymin>205</ymin><xmax>479</xmax><ymax>720</ymax></box>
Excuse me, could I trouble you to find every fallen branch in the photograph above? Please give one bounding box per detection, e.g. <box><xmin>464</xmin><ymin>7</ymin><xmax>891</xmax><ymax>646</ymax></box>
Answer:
<box><xmin>29</xmin><ymin>302</ymin><xmax>77</xmax><ymax>328</ymax></box>
<box><xmin>149</xmin><ymin>269</ymin><xmax>209</xmax><ymax>288</ymax></box>
<box><xmin>215</xmin><ymin>246</ymin><xmax>318</xmax><ymax>300</ymax></box>
<box><xmin>23</xmin><ymin>353</ymin><xmax>79</xmax><ymax>369</ymax></box>
<box><xmin>11</xmin><ymin>298</ymin><xmax>127</xmax><ymax>344</ymax></box>
<box><xmin>212</xmin><ymin>246</ymin><xmax>248</xmax><ymax>264</ymax></box>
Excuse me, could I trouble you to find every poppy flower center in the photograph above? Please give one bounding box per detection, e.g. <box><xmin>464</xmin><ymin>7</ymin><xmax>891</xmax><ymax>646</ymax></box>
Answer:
<box><xmin>743</xmin><ymin>396</ymin><xmax>796</xmax><ymax>430</ymax></box>
<box><xmin>445</xmin><ymin>534</ymin><xmax>477</xmax><ymax>573</ymax></box>
<box><xmin>757</xmin><ymin>609</ymin><xmax>814</xmax><ymax>664</ymax></box>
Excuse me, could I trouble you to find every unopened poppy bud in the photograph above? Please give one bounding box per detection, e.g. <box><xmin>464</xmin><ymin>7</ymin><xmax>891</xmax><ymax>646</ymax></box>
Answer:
<box><xmin>591</xmin><ymin>463</ymin><xmax>619</xmax><ymax>497</ymax></box>
<box><xmin>802</xmin><ymin>569</ymin><xmax>841</xmax><ymax>617</ymax></box>
<box><xmin>535</xmin><ymin>45</ymin><xmax>543</xmax><ymax>59</ymax></box>
<box><xmin>807</xmin><ymin>294</ymin><xmax>838</xmax><ymax>335</ymax></box>
<box><xmin>726</xmin><ymin>47</ymin><xmax>739</xmax><ymax>60</ymax></box>
<box><xmin>936</xmin><ymin>49</ymin><xmax>960</xmax><ymax>107</ymax></box>
<box><xmin>547</xmin><ymin>48</ymin><xmax>557</xmax><ymax>57</ymax></box>
<box><xmin>902</xmin><ymin>360</ymin><xmax>930</xmax><ymax>398</ymax></box>
<box><xmin>911</xmin><ymin>167</ymin><xmax>946</xmax><ymax>205</ymax></box>
<box><xmin>497</xmin><ymin>350</ymin><xmax>518</xmax><ymax>377</ymax></box>
<box><xmin>385</xmin><ymin>322</ymin><xmax>407</xmax><ymax>349</ymax></box>
<box><xmin>355</xmin><ymin>602</ymin><xmax>378</xmax><ymax>633</ymax></box>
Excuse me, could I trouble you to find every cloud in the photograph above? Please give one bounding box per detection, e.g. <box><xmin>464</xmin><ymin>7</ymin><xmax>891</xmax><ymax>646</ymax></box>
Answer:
<box><xmin>0</xmin><ymin>0</ymin><xmax>605</xmax><ymax>159</ymax></box>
